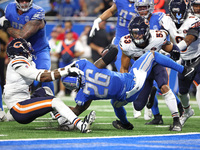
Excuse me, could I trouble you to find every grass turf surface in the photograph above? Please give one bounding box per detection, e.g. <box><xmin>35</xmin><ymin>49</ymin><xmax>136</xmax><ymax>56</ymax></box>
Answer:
<box><xmin>0</xmin><ymin>96</ymin><xmax>200</xmax><ymax>140</ymax></box>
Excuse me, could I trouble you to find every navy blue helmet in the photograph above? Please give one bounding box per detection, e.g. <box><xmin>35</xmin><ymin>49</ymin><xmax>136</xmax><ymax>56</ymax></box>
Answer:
<box><xmin>189</xmin><ymin>0</ymin><xmax>200</xmax><ymax>18</ymax></box>
<box><xmin>169</xmin><ymin>0</ymin><xmax>188</xmax><ymax>24</ymax></box>
<box><xmin>7</xmin><ymin>38</ymin><xmax>34</xmax><ymax>59</ymax></box>
<box><xmin>128</xmin><ymin>16</ymin><xmax>150</xmax><ymax>45</ymax></box>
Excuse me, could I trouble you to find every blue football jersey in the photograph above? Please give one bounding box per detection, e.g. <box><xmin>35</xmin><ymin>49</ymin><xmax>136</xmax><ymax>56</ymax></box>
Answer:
<box><xmin>149</xmin><ymin>12</ymin><xmax>164</xmax><ymax>30</ymax></box>
<box><xmin>74</xmin><ymin>59</ymin><xmax>135</xmax><ymax>103</ymax></box>
<box><xmin>113</xmin><ymin>0</ymin><xmax>136</xmax><ymax>45</ymax></box>
<box><xmin>5</xmin><ymin>2</ymin><xmax>49</xmax><ymax>53</ymax></box>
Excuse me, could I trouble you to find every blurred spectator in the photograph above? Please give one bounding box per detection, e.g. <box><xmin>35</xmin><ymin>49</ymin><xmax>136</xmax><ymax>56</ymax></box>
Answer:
<box><xmin>84</xmin><ymin>0</ymin><xmax>102</xmax><ymax>16</ymax></box>
<box><xmin>57</xmin><ymin>31</ymin><xmax>82</xmax><ymax>97</ymax></box>
<box><xmin>74</xmin><ymin>25</ymin><xmax>92</xmax><ymax>61</ymax></box>
<box><xmin>100</xmin><ymin>0</ymin><xmax>113</xmax><ymax>13</ymax></box>
<box><xmin>87</xmin><ymin>21</ymin><xmax>110</xmax><ymax>62</ymax></box>
<box><xmin>45</xmin><ymin>0</ymin><xmax>60</xmax><ymax>17</ymax></box>
<box><xmin>57</xmin><ymin>20</ymin><xmax>79</xmax><ymax>41</ymax></box>
<box><xmin>154</xmin><ymin>0</ymin><xmax>166</xmax><ymax>13</ymax></box>
<box><xmin>48</xmin><ymin>26</ymin><xmax>62</xmax><ymax>94</ymax></box>
<box><xmin>56</xmin><ymin>0</ymin><xmax>79</xmax><ymax>17</ymax></box>
<box><xmin>73</xmin><ymin>0</ymin><xmax>88</xmax><ymax>16</ymax></box>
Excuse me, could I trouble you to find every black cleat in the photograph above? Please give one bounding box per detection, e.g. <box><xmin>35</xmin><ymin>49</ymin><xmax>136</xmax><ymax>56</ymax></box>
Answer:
<box><xmin>112</xmin><ymin>120</ymin><xmax>134</xmax><ymax>130</ymax></box>
<box><xmin>145</xmin><ymin>114</ymin><xmax>163</xmax><ymax>125</ymax></box>
<box><xmin>182</xmin><ymin>57</ymin><xmax>200</xmax><ymax>80</ymax></box>
<box><xmin>169</xmin><ymin>119</ymin><xmax>182</xmax><ymax>131</ymax></box>
<box><xmin>146</xmin><ymin>86</ymin><xmax>157</xmax><ymax>109</ymax></box>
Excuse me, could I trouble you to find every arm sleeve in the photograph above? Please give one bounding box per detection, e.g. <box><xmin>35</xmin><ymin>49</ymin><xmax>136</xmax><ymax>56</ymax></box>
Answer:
<box><xmin>187</xmin><ymin>28</ymin><xmax>199</xmax><ymax>41</ymax></box>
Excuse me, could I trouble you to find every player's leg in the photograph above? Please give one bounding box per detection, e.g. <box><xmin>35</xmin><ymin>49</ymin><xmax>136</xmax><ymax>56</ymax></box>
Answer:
<box><xmin>0</xmin><ymin>85</ymin><xmax>6</xmax><ymax>121</ymax></box>
<box><xmin>178</xmin><ymin>72</ymin><xmax>194</xmax><ymax>126</ymax></box>
<box><xmin>194</xmin><ymin>65</ymin><xmax>200</xmax><ymax>110</ymax></box>
<box><xmin>33</xmin><ymin>48</ymin><xmax>54</xmax><ymax>94</ymax></box>
<box><xmin>111</xmin><ymin>99</ymin><xmax>133</xmax><ymax>130</ymax></box>
<box><xmin>154</xmin><ymin>65</ymin><xmax>181</xmax><ymax>131</ymax></box>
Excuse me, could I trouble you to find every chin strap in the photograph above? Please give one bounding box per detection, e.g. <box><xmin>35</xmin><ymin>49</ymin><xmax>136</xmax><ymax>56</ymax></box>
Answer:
<box><xmin>126</xmin><ymin>68</ymin><xmax>147</xmax><ymax>99</ymax></box>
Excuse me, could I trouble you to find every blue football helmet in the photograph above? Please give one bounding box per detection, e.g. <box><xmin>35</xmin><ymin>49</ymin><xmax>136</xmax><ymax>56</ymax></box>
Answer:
<box><xmin>15</xmin><ymin>0</ymin><xmax>33</xmax><ymax>12</ymax></box>
<box><xmin>189</xmin><ymin>0</ymin><xmax>200</xmax><ymax>18</ymax></box>
<box><xmin>169</xmin><ymin>0</ymin><xmax>188</xmax><ymax>24</ymax></box>
<box><xmin>134</xmin><ymin>0</ymin><xmax>154</xmax><ymax>19</ymax></box>
<box><xmin>62</xmin><ymin>75</ymin><xmax>85</xmax><ymax>91</ymax></box>
<box><xmin>7</xmin><ymin>38</ymin><xmax>34</xmax><ymax>59</ymax></box>
<box><xmin>128</xmin><ymin>16</ymin><xmax>150</xmax><ymax>45</ymax></box>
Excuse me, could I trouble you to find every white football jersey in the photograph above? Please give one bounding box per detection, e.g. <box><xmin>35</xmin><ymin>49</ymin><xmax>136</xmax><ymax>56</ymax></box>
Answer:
<box><xmin>3</xmin><ymin>56</ymin><xmax>42</xmax><ymax>109</ymax></box>
<box><xmin>161</xmin><ymin>13</ymin><xmax>200</xmax><ymax>60</ymax></box>
<box><xmin>120</xmin><ymin>30</ymin><xmax>167</xmax><ymax>59</ymax></box>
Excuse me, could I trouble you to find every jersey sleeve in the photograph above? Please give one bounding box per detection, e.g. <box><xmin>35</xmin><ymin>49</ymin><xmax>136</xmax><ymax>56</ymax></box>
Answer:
<box><xmin>11</xmin><ymin>57</ymin><xmax>42</xmax><ymax>80</ymax></box>
<box><xmin>119</xmin><ymin>35</ymin><xmax>132</xmax><ymax>56</ymax></box>
<box><xmin>30</xmin><ymin>7</ymin><xmax>45</xmax><ymax>20</ymax></box>
<box><xmin>160</xmin><ymin>14</ymin><xmax>172</xmax><ymax>32</ymax></box>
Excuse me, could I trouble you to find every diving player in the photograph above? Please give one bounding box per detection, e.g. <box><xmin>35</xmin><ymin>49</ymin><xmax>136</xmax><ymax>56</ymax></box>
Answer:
<box><xmin>62</xmin><ymin>17</ymin><xmax>200</xmax><ymax>131</ymax></box>
<box><xmin>161</xmin><ymin>0</ymin><xmax>200</xmax><ymax>126</ymax></box>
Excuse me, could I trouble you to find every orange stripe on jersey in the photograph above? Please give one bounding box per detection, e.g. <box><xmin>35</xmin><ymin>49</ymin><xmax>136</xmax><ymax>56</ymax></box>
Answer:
<box><xmin>193</xmin><ymin>80</ymin><xmax>199</xmax><ymax>87</ymax></box>
<box><xmin>13</xmin><ymin>99</ymin><xmax>52</xmax><ymax>114</ymax></box>
<box><xmin>73</xmin><ymin>118</ymin><xmax>81</xmax><ymax>126</ymax></box>
<box><xmin>12</xmin><ymin>59</ymin><xmax>30</xmax><ymax>66</ymax></box>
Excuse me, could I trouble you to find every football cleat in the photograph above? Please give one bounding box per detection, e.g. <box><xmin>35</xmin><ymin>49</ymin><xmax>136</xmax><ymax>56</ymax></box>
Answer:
<box><xmin>145</xmin><ymin>114</ymin><xmax>163</xmax><ymax>125</ymax></box>
<box><xmin>144</xmin><ymin>106</ymin><xmax>152</xmax><ymax>121</ymax></box>
<box><xmin>133</xmin><ymin>109</ymin><xmax>142</xmax><ymax>119</ymax></box>
<box><xmin>182</xmin><ymin>57</ymin><xmax>200</xmax><ymax>80</ymax></box>
<box><xmin>0</xmin><ymin>109</ymin><xmax>7</xmax><ymax>122</ymax></box>
<box><xmin>146</xmin><ymin>86</ymin><xmax>157</xmax><ymax>109</ymax></box>
<box><xmin>180</xmin><ymin>108</ymin><xmax>194</xmax><ymax>126</ymax></box>
<box><xmin>81</xmin><ymin>110</ymin><xmax>96</xmax><ymax>133</ymax></box>
<box><xmin>169</xmin><ymin>119</ymin><xmax>182</xmax><ymax>131</ymax></box>
<box><xmin>112</xmin><ymin>120</ymin><xmax>134</xmax><ymax>130</ymax></box>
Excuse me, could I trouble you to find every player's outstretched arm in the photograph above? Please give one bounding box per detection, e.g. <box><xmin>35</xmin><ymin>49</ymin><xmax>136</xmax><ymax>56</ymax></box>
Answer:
<box><xmin>89</xmin><ymin>3</ymin><xmax>117</xmax><ymax>37</ymax></box>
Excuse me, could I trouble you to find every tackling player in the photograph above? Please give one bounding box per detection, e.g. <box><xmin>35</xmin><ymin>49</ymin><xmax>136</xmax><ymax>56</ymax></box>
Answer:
<box><xmin>3</xmin><ymin>38</ymin><xmax>95</xmax><ymax>133</ymax></box>
<box><xmin>161</xmin><ymin>0</ymin><xmax>200</xmax><ymax>126</ymax></box>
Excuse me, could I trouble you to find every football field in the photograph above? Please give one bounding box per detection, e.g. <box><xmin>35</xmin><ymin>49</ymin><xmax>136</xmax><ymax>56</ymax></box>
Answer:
<box><xmin>0</xmin><ymin>96</ymin><xmax>200</xmax><ymax>149</ymax></box>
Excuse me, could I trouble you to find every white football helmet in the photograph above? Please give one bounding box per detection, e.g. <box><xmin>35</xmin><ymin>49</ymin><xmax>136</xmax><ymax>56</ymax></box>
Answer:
<box><xmin>134</xmin><ymin>0</ymin><xmax>154</xmax><ymax>19</ymax></box>
<box><xmin>15</xmin><ymin>0</ymin><xmax>33</xmax><ymax>12</ymax></box>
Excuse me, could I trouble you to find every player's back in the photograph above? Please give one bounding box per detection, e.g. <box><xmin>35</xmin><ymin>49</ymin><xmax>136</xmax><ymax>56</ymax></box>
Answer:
<box><xmin>5</xmin><ymin>3</ymin><xmax>49</xmax><ymax>52</ymax></box>
<box><xmin>75</xmin><ymin>59</ymin><xmax>134</xmax><ymax>101</ymax></box>
<box><xmin>114</xmin><ymin>0</ymin><xmax>136</xmax><ymax>44</ymax></box>
<box><xmin>4</xmin><ymin>56</ymin><xmax>33</xmax><ymax>109</ymax></box>
<box><xmin>149</xmin><ymin>12</ymin><xmax>165</xmax><ymax>30</ymax></box>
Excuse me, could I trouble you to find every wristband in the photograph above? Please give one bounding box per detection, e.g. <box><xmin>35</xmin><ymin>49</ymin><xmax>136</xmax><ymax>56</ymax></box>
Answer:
<box><xmin>58</xmin><ymin>68</ymin><xmax>68</xmax><ymax>77</ymax></box>
<box><xmin>36</xmin><ymin>70</ymin><xmax>45</xmax><ymax>82</ymax></box>
<box><xmin>177</xmin><ymin>40</ymin><xmax>187</xmax><ymax>51</ymax></box>
<box><xmin>96</xmin><ymin>17</ymin><xmax>102</xmax><ymax>23</ymax></box>
<box><xmin>51</xmin><ymin>71</ymin><xmax>55</xmax><ymax>81</ymax></box>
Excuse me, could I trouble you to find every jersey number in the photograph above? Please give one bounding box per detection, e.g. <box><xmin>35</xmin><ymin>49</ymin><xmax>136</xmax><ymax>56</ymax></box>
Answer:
<box><xmin>83</xmin><ymin>69</ymin><xmax>110</xmax><ymax>98</ymax></box>
<box><xmin>119</xmin><ymin>9</ymin><xmax>136</xmax><ymax>27</ymax></box>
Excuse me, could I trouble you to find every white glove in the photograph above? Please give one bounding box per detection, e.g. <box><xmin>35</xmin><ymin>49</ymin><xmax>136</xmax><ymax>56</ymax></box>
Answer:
<box><xmin>89</xmin><ymin>18</ymin><xmax>102</xmax><ymax>37</ymax></box>
<box><xmin>0</xmin><ymin>16</ymin><xmax>8</xmax><ymax>27</ymax></box>
<box><xmin>68</xmin><ymin>67</ymin><xmax>84</xmax><ymax>76</ymax></box>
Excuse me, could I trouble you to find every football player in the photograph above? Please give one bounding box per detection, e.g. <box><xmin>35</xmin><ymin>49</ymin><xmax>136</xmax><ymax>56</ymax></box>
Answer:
<box><xmin>62</xmin><ymin>17</ymin><xmax>199</xmax><ymax>131</ymax></box>
<box><xmin>161</xmin><ymin>0</ymin><xmax>200</xmax><ymax>126</ymax></box>
<box><xmin>129</xmin><ymin>0</ymin><xmax>184</xmax><ymax>126</ymax></box>
<box><xmin>3</xmin><ymin>38</ymin><xmax>96</xmax><ymax>133</ymax></box>
<box><xmin>0</xmin><ymin>0</ymin><xmax>54</xmax><ymax>93</ymax></box>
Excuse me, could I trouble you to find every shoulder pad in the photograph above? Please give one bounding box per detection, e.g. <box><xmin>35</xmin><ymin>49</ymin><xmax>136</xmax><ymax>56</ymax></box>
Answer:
<box><xmin>11</xmin><ymin>56</ymin><xmax>30</xmax><ymax>70</ymax></box>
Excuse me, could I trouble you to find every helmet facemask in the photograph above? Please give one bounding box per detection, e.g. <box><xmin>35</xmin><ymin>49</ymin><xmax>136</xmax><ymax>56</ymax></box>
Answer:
<box><xmin>15</xmin><ymin>0</ymin><xmax>33</xmax><ymax>12</ymax></box>
<box><xmin>134</xmin><ymin>0</ymin><xmax>154</xmax><ymax>19</ymax></box>
<box><xmin>190</xmin><ymin>0</ymin><xmax>200</xmax><ymax>18</ymax></box>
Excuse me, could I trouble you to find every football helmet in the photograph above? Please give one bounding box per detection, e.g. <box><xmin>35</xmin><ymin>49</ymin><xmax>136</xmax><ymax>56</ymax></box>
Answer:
<box><xmin>128</xmin><ymin>16</ymin><xmax>150</xmax><ymax>45</ymax></box>
<box><xmin>169</xmin><ymin>0</ymin><xmax>188</xmax><ymax>24</ymax></box>
<box><xmin>62</xmin><ymin>75</ymin><xmax>85</xmax><ymax>91</ymax></box>
<box><xmin>134</xmin><ymin>0</ymin><xmax>154</xmax><ymax>19</ymax></box>
<box><xmin>7</xmin><ymin>38</ymin><xmax>34</xmax><ymax>59</ymax></box>
<box><xmin>15</xmin><ymin>0</ymin><xmax>33</xmax><ymax>12</ymax></box>
<box><xmin>190</xmin><ymin>0</ymin><xmax>200</xmax><ymax>18</ymax></box>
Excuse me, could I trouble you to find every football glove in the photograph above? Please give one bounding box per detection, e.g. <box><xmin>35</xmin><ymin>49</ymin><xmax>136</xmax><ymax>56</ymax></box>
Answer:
<box><xmin>170</xmin><ymin>44</ymin><xmax>180</xmax><ymax>61</ymax></box>
<box><xmin>89</xmin><ymin>17</ymin><xmax>102</xmax><ymax>37</ymax></box>
<box><xmin>0</xmin><ymin>16</ymin><xmax>11</xmax><ymax>30</ymax></box>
